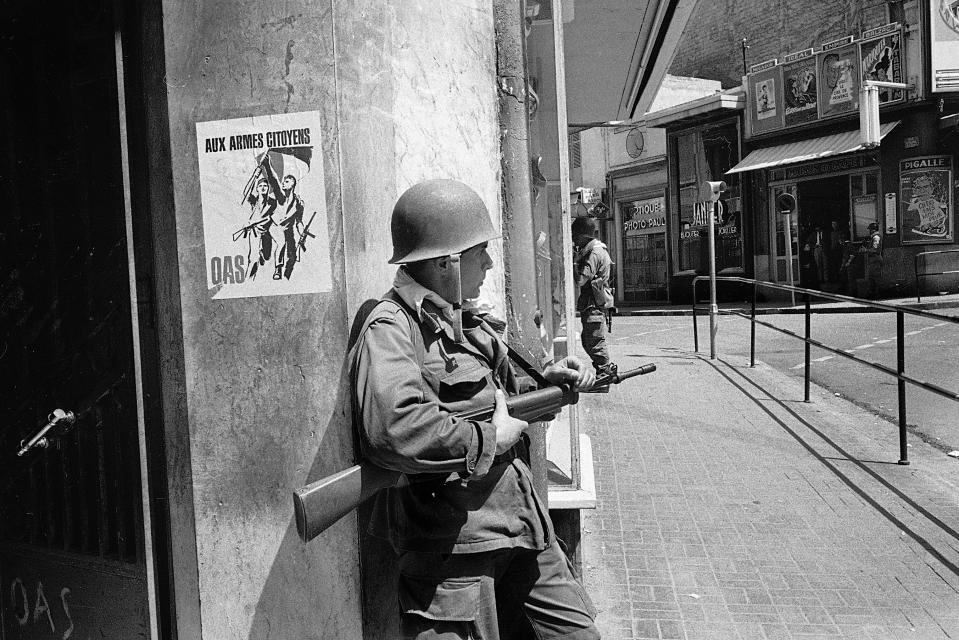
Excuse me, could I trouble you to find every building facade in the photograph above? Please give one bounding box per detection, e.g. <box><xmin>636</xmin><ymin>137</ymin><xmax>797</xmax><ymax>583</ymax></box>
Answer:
<box><xmin>646</xmin><ymin>0</ymin><xmax>959</xmax><ymax>302</ymax></box>
<box><xmin>574</xmin><ymin>76</ymin><xmax>722</xmax><ymax>305</ymax></box>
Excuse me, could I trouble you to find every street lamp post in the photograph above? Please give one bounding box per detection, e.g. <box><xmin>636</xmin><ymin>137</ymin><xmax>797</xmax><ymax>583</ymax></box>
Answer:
<box><xmin>701</xmin><ymin>180</ymin><xmax>726</xmax><ymax>359</ymax></box>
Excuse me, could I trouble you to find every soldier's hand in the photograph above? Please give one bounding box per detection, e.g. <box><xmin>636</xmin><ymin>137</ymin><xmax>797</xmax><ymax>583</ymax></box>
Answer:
<box><xmin>543</xmin><ymin>356</ymin><xmax>596</xmax><ymax>391</ymax></box>
<box><xmin>492</xmin><ymin>389</ymin><xmax>528</xmax><ymax>455</ymax></box>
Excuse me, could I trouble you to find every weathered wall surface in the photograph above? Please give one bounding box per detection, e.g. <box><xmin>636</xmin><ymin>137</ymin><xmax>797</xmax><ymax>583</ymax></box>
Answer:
<box><xmin>671</xmin><ymin>0</ymin><xmax>905</xmax><ymax>87</ymax></box>
<box><xmin>158</xmin><ymin>1</ymin><xmax>501</xmax><ymax>638</ymax></box>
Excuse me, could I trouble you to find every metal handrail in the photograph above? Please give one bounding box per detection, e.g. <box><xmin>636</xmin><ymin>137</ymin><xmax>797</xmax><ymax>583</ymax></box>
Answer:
<box><xmin>914</xmin><ymin>248</ymin><xmax>959</xmax><ymax>303</ymax></box>
<box><xmin>691</xmin><ymin>276</ymin><xmax>959</xmax><ymax>465</ymax></box>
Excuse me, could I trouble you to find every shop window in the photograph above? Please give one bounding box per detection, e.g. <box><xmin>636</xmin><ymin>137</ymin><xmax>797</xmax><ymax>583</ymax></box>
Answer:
<box><xmin>675</xmin><ymin>121</ymin><xmax>744</xmax><ymax>274</ymax></box>
<box><xmin>850</xmin><ymin>172</ymin><xmax>880</xmax><ymax>239</ymax></box>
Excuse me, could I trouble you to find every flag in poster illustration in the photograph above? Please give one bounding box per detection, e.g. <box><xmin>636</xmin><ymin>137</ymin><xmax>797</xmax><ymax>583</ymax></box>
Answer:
<box><xmin>196</xmin><ymin>111</ymin><xmax>331</xmax><ymax>299</ymax></box>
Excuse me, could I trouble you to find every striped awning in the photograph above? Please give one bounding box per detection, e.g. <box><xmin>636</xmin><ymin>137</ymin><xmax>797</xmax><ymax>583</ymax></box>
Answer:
<box><xmin>726</xmin><ymin>121</ymin><xmax>900</xmax><ymax>174</ymax></box>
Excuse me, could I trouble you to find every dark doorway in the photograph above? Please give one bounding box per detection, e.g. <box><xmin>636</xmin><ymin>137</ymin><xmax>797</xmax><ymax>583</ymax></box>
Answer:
<box><xmin>797</xmin><ymin>175</ymin><xmax>850</xmax><ymax>291</ymax></box>
<box><xmin>0</xmin><ymin>1</ymin><xmax>157</xmax><ymax>637</ymax></box>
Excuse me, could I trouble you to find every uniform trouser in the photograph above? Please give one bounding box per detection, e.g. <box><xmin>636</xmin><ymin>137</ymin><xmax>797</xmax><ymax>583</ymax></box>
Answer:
<box><xmin>580</xmin><ymin>310</ymin><xmax>610</xmax><ymax>370</ymax></box>
<box><xmin>398</xmin><ymin>540</ymin><xmax>599</xmax><ymax>640</ymax></box>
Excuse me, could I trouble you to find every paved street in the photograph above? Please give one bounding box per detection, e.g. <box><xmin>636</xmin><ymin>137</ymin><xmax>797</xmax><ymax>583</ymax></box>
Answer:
<box><xmin>609</xmin><ymin>308</ymin><xmax>959</xmax><ymax>452</ymax></box>
<box><xmin>579</xmin><ymin>333</ymin><xmax>959</xmax><ymax>640</ymax></box>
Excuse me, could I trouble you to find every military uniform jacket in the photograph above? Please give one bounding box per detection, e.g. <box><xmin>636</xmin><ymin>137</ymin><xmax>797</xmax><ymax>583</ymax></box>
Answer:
<box><xmin>575</xmin><ymin>238</ymin><xmax>613</xmax><ymax>313</ymax></box>
<box><xmin>350</xmin><ymin>268</ymin><xmax>553</xmax><ymax>554</ymax></box>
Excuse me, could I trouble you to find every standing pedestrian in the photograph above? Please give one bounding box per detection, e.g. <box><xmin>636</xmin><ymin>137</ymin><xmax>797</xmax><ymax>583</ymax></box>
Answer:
<box><xmin>805</xmin><ymin>225</ymin><xmax>827</xmax><ymax>285</ymax></box>
<box><xmin>827</xmin><ymin>220</ymin><xmax>846</xmax><ymax>282</ymax></box>
<box><xmin>351</xmin><ymin>178</ymin><xmax>600</xmax><ymax>640</ymax></box>
<box><xmin>862</xmin><ymin>221</ymin><xmax>883</xmax><ymax>298</ymax></box>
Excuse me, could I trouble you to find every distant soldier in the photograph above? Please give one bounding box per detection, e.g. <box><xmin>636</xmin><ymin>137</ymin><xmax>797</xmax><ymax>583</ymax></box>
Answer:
<box><xmin>572</xmin><ymin>217</ymin><xmax>616</xmax><ymax>377</ymax></box>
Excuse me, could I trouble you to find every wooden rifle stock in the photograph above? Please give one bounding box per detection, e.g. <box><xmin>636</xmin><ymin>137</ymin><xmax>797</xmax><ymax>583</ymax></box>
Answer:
<box><xmin>293</xmin><ymin>364</ymin><xmax>656</xmax><ymax>543</ymax></box>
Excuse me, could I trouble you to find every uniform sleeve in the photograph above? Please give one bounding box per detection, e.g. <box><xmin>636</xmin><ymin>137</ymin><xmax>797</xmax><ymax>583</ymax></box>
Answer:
<box><xmin>354</xmin><ymin>312</ymin><xmax>497</xmax><ymax>477</ymax></box>
<box><xmin>575</xmin><ymin>254</ymin><xmax>595</xmax><ymax>288</ymax></box>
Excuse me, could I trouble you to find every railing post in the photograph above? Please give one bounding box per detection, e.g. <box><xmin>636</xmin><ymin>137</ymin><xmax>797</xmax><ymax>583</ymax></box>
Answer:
<box><xmin>915</xmin><ymin>253</ymin><xmax>921</xmax><ymax>303</ymax></box>
<box><xmin>804</xmin><ymin>292</ymin><xmax>811</xmax><ymax>403</ymax></box>
<box><xmin>750</xmin><ymin>282</ymin><xmax>756</xmax><ymax>368</ymax></box>
<box><xmin>692</xmin><ymin>279</ymin><xmax>699</xmax><ymax>353</ymax></box>
<box><xmin>897</xmin><ymin>310</ymin><xmax>909</xmax><ymax>465</ymax></box>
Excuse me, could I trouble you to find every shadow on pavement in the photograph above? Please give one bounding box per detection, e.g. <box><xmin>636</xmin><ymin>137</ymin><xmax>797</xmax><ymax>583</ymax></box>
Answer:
<box><xmin>703</xmin><ymin>354</ymin><xmax>959</xmax><ymax>578</ymax></box>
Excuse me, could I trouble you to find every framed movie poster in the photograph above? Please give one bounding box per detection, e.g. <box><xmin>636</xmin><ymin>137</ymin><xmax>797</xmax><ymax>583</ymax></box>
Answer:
<box><xmin>860</xmin><ymin>24</ymin><xmax>905</xmax><ymax>104</ymax></box>
<box><xmin>782</xmin><ymin>55</ymin><xmax>819</xmax><ymax>128</ymax></box>
<box><xmin>900</xmin><ymin>156</ymin><xmax>954</xmax><ymax>245</ymax></box>
<box><xmin>817</xmin><ymin>43</ymin><xmax>861</xmax><ymax>118</ymax></box>
<box><xmin>748</xmin><ymin>65</ymin><xmax>785</xmax><ymax>135</ymax></box>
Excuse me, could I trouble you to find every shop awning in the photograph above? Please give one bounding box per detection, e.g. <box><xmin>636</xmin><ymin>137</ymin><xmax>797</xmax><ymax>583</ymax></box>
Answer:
<box><xmin>725</xmin><ymin>121</ymin><xmax>900</xmax><ymax>174</ymax></box>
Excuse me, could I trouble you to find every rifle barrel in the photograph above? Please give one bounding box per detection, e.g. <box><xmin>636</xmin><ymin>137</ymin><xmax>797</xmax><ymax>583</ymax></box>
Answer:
<box><xmin>595</xmin><ymin>363</ymin><xmax>656</xmax><ymax>386</ymax></box>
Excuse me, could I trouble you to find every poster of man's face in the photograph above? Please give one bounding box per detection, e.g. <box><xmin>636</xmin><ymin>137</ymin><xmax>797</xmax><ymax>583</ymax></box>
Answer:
<box><xmin>817</xmin><ymin>45</ymin><xmax>860</xmax><ymax>117</ymax></box>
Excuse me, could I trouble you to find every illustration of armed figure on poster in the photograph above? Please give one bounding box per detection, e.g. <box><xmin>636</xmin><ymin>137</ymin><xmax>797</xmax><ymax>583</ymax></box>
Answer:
<box><xmin>234</xmin><ymin>146</ymin><xmax>317</xmax><ymax>282</ymax></box>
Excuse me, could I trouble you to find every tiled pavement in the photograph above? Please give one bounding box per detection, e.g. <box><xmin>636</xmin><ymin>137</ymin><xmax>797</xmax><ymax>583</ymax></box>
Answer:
<box><xmin>579</xmin><ymin>341</ymin><xmax>959</xmax><ymax>640</ymax></box>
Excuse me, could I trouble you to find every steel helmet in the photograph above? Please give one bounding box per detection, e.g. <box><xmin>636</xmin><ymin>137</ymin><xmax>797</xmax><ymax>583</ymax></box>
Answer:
<box><xmin>388</xmin><ymin>179</ymin><xmax>499</xmax><ymax>264</ymax></box>
<box><xmin>571</xmin><ymin>216</ymin><xmax>597</xmax><ymax>237</ymax></box>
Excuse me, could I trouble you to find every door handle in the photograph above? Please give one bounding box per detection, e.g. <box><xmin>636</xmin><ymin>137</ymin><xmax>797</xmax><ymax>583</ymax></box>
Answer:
<box><xmin>17</xmin><ymin>409</ymin><xmax>76</xmax><ymax>457</ymax></box>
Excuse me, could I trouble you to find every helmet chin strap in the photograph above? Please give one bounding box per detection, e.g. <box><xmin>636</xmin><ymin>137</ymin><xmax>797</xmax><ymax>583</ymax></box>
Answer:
<box><xmin>449</xmin><ymin>253</ymin><xmax>464</xmax><ymax>343</ymax></box>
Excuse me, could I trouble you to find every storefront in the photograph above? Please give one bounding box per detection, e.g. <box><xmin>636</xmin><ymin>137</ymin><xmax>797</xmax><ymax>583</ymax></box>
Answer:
<box><xmin>619</xmin><ymin>193</ymin><xmax>669</xmax><ymax>302</ymax></box>
<box><xmin>644</xmin><ymin>92</ymin><xmax>748</xmax><ymax>303</ymax></box>
<box><xmin>608</xmin><ymin>158</ymin><xmax>670</xmax><ymax>304</ymax></box>
<box><xmin>730</xmin><ymin>15</ymin><xmax>959</xmax><ymax>298</ymax></box>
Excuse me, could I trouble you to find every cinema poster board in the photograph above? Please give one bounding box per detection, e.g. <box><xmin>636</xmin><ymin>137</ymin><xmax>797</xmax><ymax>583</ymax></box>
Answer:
<box><xmin>860</xmin><ymin>24</ymin><xmax>905</xmax><ymax>104</ymax></box>
<box><xmin>781</xmin><ymin>50</ymin><xmax>819</xmax><ymax>128</ymax></box>
<box><xmin>817</xmin><ymin>42</ymin><xmax>861</xmax><ymax>119</ymax></box>
<box><xmin>747</xmin><ymin>65</ymin><xmax>785</xmax><ymax>135</ymax></box>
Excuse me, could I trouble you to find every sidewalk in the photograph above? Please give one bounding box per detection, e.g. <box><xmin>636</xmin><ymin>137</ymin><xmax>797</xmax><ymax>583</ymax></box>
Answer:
<box><xmin>615</xmin><ymin>292</ymin><xmax>959</xmax><ymax>317</ymax></box>
<box><xmin>579</xmin><ymin>340</ymin><xmax>959</xmax><ymax>639</ymax></box>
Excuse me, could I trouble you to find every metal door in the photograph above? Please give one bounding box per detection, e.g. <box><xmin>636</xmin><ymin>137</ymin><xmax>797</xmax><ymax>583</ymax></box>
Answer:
<box><xmin>0</xmin><ymin>1</ymin><xmax>156</xmax><ymax>638</ymax></box>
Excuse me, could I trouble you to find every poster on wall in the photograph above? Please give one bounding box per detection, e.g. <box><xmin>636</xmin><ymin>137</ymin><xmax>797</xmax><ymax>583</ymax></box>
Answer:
<box><xmin>781</xmin><ymin>52</ymin><xmax>819</xmax><ymax>128</ymax></box>
<box><xmin>196</xmin><ymin>111</ymin><xmax>331</xmax><ymax>299</ymax></box>
<box><xmin>899</xmin><ymin>156</ymin><xmax>954</xmax><ymax>244</ymax></box>
<box><xmin>860</xmin><ymin>24</ymin><xmax>905</xmax><ymax>104</ymax></box>
<box><xmin>817</xmin><ymin>42</ymin><xmax>861</xmax><ymax>118</ymax></box>
<box><xmin>931</xmin><ymin>0</ymin><xmax>959</xmax><ymax>92</ymax></box>
<box><xmin>747</xmin><ymin>62</ymin><xmax>785</xmax><ymax>135</ymax></box>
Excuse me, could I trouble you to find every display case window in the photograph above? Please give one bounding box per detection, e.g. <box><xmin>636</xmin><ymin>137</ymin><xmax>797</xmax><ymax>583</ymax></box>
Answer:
<box><xmin>674</xmin><ymin>121</ymin><xmax>744</xmax><ymax>273</ymax></box>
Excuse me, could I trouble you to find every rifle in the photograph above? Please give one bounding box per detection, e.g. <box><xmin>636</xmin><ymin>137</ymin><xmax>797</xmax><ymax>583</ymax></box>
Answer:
<box><xmin>295</xmin><ymin>211</ymin><xmax>317</xmax><ymax>260</ymax></box>
<box><xmin>293</xmin><ymin>363</ymin><xmax>656</xmax><ymax>543</ymax></box>
<box><xmin>232</xmin><ymin>222</ymin><xmax>259</xmax><ymax>242</ymax></box>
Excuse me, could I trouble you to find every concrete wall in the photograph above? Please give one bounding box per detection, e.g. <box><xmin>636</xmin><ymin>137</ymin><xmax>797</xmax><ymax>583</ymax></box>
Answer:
<box><xmin>157</xmin><ymin>1</ymin><xmax>501</xmax><ymax>638</ymax></box>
